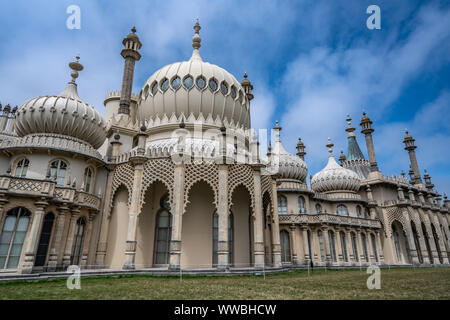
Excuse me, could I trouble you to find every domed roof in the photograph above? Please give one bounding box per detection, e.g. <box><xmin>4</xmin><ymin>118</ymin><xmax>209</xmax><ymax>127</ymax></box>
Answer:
<box><xmin>14</xmin><ymin>57</ymin><xmax>107</xmax><ymax>149</ymax></box>
<box><xmin>311</xmin><ymin>139</ymin><xmax>361</xmax><ymax>193</ymax></box>
<box><xmin>138</xmin><ymin>20</ymin><xmax>250</xmax><ymax>130</ymax></box>
<box><xmin>268</xmin><ymin>122</ymin><xmax>308</xmax><ymax>181</ymax></box>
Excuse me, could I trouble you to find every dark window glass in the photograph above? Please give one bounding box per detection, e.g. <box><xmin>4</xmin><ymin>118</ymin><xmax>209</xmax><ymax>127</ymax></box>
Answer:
<box><xmin>151</xmin><ymin>82</ymin><xmax>158</xmax><ymax>95</ymax></box>
<box><xmin>196</xmin><ymin>76</ymin><xmax>206</xmax><ymax>90</ymax></box>
<box><xmin>160</xmin><ymin>78</ymin><xmax>169</xmax><ymax>91</ymax></box>
<box><xmin>35</xmin><ymin>213</ymin><xmax>55</xmax><ymax>267</ymax></box>
<box><xmin>171</xmin><ymin>77</ymin><xmax>181</xmax><ymax>90</ymax></box>
<box><xmin>220</xmin><ymin>82</ymin><xmax>228</xmax><ymax>95</ymax></box>
<box><xmin>209</xmin><ymin>79</ymin><xmax>218</xmax><ymax>92</ymax></box>
<box><xmin>183</xmin><ymin>76</ymin><xmax>194</xmax><ymax>89</ymax></box>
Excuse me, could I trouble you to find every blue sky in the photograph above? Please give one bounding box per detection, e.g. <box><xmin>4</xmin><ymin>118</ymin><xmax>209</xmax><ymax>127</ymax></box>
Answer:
<box><xmin>0</xmin><ymin>0</ymin><xmax>449</xmax><ymax>193</ymax></box>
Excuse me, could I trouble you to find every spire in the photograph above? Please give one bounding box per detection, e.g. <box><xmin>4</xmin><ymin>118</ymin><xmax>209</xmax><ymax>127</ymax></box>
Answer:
<box><xmin>190</xmin><ymin>18</ymin><xmax>203</xmax><ymax>61</ymax></box>
<box><xmin>296</xmin><ymin>138</ymin><xmax>306</xmax><ymax>160</ymax></box>
<box><xmin>360</xmin><ymin>111</ymin><xmax>379</xmax><ymax>172</ymax></box>
<box><xmin>403</xmin><ymin>129</ymin><xmax>422</xmax><ymax>184</ymax></box>
<box><xmin>59</xmin><ymin>56</ymin><xmax>83</xmax><ymax>100</ymax></box>
<box><xmin>345</xmin><ymin>114</ymin><xmax>365</xmax><ymax>161</ymax></box>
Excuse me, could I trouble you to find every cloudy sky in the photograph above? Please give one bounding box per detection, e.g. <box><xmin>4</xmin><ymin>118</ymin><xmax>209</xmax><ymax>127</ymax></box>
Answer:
<box><xmin>1</xmin><ymin>0</ymin><xmax>449</xmax><ymax>193</ymax></box>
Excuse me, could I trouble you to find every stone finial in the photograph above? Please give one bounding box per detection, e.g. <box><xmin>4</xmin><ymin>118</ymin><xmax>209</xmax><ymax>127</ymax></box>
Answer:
<box><xmin>192</xmin><ymin>18</ymin><xmax>201</xmax><ymax>49</ymax></box>
<box><xmin>326</xmin><ymin>137</ymin><xmax>334</xmax><ymax>156</ymax></box>
<box><xmin>68</xmin><ymin>55</ymin><xmax>83</xmax><ymax>83</ymax></box>
<box><xmin>339</xmin><ymin>150</ymin><xmax>346</xmax><ymax>163</ymax></box>
<box><xmin>241</xmin><ymin>72</ymin><xmax>254</xmax><ymax>101</ymax></box>
<box><xmin>179</xmin><ymin>116</ymin><xmax>186</xmax><ymax>129</ymax></box>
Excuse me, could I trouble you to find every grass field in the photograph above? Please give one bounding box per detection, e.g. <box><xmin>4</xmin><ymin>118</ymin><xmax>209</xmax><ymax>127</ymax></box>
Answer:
<box><xmin>0</xmin><ymin>267</ymin><xmax>448</xmax><ymax>300</ymax></box>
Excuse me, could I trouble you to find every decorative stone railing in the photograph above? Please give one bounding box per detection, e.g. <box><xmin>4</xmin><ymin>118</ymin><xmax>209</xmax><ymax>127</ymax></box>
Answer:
<box><xmin>74</xmin><ymin>191</ymin><xmax>102</xmax><ymax>210</ymax></box>
<box><xmin>278</xmin><ymin>213</ymin><xmax>381</xmax><ymax>228</ymax></box>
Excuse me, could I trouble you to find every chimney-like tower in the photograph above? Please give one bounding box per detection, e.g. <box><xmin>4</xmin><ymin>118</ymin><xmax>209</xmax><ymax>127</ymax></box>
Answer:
<box><xmin>118</xmin><ymin>26</ymin><xmax>142</xmax><ymax>115</ymax></box>
<box><xmin>296</xmin><ymin>138</ymin><xmax>306</xmax><ymax>160</ymax></box>
<box><xmin>360</xmin><ymin>112</ymin><xmax>379</xmax><ymax>172</ymax></box>
<box><xmin>403</xmin><ymin>130</ymin><xmax>422</xmax><ymax>184</ymax></box>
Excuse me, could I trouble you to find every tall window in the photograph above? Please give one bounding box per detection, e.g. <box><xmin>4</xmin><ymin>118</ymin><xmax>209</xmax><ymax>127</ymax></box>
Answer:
<box><xmin>83</xmin><ymin>167</ymin><xmax>94</xmax><ymax>193</ymax></box>
<box><xmin>361</xmin><ymin>233</ymin><xmax>369</xmax><ymax>262</ymax></box>
<box><xmin>356</xmin><ymin>205</ymin><xmax>362</xmax><ymax>218</ymax></box>
<box><xmin>365</xmin><ymin>208</ymin><xmax>370</xmax><ymax>219</ymax></box>
<box><xmin>154</xmin><ymin>195</ymin><xmax>172</xmax><ymax>265</ymax></box>
<box><xmin>351</xmin><ymin>232</ymin><xmax>359</xmax><ymax>262</ymax></box>
<box><xmin>318</xmin><ymin>230</ymin><xmax>325</xmax><ymax>262</ymax></box>
<box><xmin>307</xmin><ymin>230</ymin><xmax>312</xmax><ymax>261</ymax></box>
<box><xmin>13</xmin><ymin>158</ymin><xmax>29</xmax><ymax>178</ymax></box>
<box><xmin>315</xmin><ymin>203</ymin><xmax>322</xmax><ymax>214</ymax></box>
<box><xmin>280</xmin><ymin>230</ymin><xmax>291</xmax><ymax>263</ymax></box>
<box><xmin>298</xmin><ymin>196</ymin><xmax>306</xmax><ymax>214</ymax></box>
<box><xmin>50</xmin><ymin>160</ymin><xmax>68</xmax><ymax>186</ymax></box>
<box><xmin>328</xmin><ymin>230</ymin><xmax>337</xmax><ymax>262</ymax></box>
<box><xmin>71</xmin><ymin>218</ymin><xmax>86</xmax><ymax>265</ymax></box>
<box><xmin>277</xmin><ymin>195</ymin><xmax>287</xmax><ymax>215</ymax></box>
<box><xmin>212</xmin><ymin>212</ymin><xmax>233</xmax><ymax>266</ymax></box>
<box><xmin>340</xmin><ymin>231</ymin><xmax>348</xmax><ymax>262</ymax></box>
<box><xmin>35</xmin><ymin>212</ymin><xmax>55</xmax><ymax>267</ymax></box>
<box><xmin>371</xmin><ymin>233</ymin><xmax>379</xmax><ymax>263</ymax></box>
<box><xmin>0</xmin><ymin>207</ymin><xmax>31</xmax><ymax>269</ymax></box>
<box><xmin>337</xmin><ymin>205</ymin><xmax>348</xmax><ymax>216</ymax></box>
<box><xmin>229</xmin><ymin>213</ymin><xmax>234</xmax><ymax>265</ymax></box>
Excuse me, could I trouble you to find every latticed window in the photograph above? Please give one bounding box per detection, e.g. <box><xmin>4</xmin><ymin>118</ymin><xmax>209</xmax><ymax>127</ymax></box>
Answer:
<box><xmin>209</xmin><ymin>78</ymin><xmax>218</xmax><ymax>92</ymax></box>
<box><xmin>351</xmin><ymin>232</ymin><xmax>359</xmax><ymax>262</ymax></box>
<box><xmin>151</xmin><ymin>81</ymin><xmax>158</xmax><ymax>95</ymax></box>
<box><xmin>328</xmin><ymin>230</ymin><xmax>337</xmax><ymax>262</ymax></box>
<box><xmin>340</xmin><ymin>231</ymin><xmax>348</xmax><ymax>262</ymax></box>
<box><xmin>280</xmin><ymin>230</ymin><xmax>291</xmax><ymax>263</ymax></box>
<box><xmin>196</xmin><ymin>76</ymin><xmax>206</xmax><ymax>90</ymax></box>
<box><xmin>83</xmin><ymin>167</ymin><xmax>93</xmax><ymax>193</ymax></box>
<box><xmin>13</xmin><ymin>158</ymin><xmax>29</xmax><ymax>178</ymax></box>
<box><xmin>230</xmin><ymin>85</ymin><xmax>237</xmax><ymax>99</ymax></box>
<box><xmin>160</xmin><ymin>78</ymin><xmax>169</xmax><ymax>91</ymax></box>
<box><xmin>315</xmin><ymin>203</ymin><xmax>322</xmax><ymax>214</ymax></box>
<box><xmin>361</xmin><ymin>232</ymin><xmax>369</xmax><ymax>262</ymax></box>
<box><xmin>0</xmin><ymin>207</ymin><xmax>31</xmax><ymax>269</ymax></box>
<box><xmin>154</xmin><ymin>195</ymin><xmax>172</xmax><ymax>265</ymax></box>
<box><xmin>50</xmin><ymin>160</ymin><xmax>68</xmax><ymax>186</ymax></box>
<box><xmin>298</xmin><ymin>196</ymin><xmax>306</xmax><ymax>214</ymax></box>
<box><xmin>337</xmin><ymin>204</ymin><xmax>348</xmax><ymax>216</ymax></box>
<box><xmin>277</xmin><ymin>195</ymin><xmax>287</xmax><ymax>215</ymax></box>
<box><xmin>71</xmin><ymin>218</ymin><xmax>86</xmax><ymax>265</ymax></box>
<box><xmin>318</xmin><ymin>230</ymin><xmax>325</xmax><ymax>262</ymax></box>
<box><xmin>371</xmin><ymin>233</ymin><xmax>379</xmax><ymax>263</ymax></box>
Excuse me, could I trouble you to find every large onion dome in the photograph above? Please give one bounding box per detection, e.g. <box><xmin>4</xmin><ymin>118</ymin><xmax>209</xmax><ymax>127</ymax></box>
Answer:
<box><xmin>14</xmin><ymin>57</ymin><xmax>107</xmax><ymax>149</ymax></box>
<box><xmin>311</xmin><ymin>139</ymin><xmax>361</xmax><ymax>193</ymax></box>
<box><xmin>138</xmin><ymin>19</ymin><xmax>250</xmax><ymax>130</ymax></box>
<box><xmin>268</xmin><ymin>122</ymin><xmax>308</xmax><ymax>181</ymax></box>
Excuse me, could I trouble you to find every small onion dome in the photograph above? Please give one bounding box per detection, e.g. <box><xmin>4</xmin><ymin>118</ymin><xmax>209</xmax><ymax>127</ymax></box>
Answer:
<box><xmin>311</xmin><ymin>138</ymin><xmax>360</xmax><ymax>193</ymax></box>
<box><xmin>14</xmin><ymin>56</ymin><xmax>107</xmax><ymax>149</ymax></box>
<box><xmin>270</xmin><ymin>121</ymin><xmax>308</xmax><ymax>181</ymax></box>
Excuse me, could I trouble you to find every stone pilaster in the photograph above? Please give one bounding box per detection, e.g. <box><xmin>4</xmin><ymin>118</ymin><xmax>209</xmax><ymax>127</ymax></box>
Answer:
<box><xmin>47</xmin><ymin>206</ymin><xmax>69</xmax><ymax>271</ymax></box>
<box><xmin>288</xmin><ymin>225</ymin><xmax>299</xmax><ymax>265</ymax></box>
<box><xmin>375</xmin><ymin>231</ymin><xmax>385</xmax><ymax>264</ymax></box>
<box><xmin>300</xmin><ymin>226</ymin><xmax>310</xmax><ymax>265</ymax></box>
<box><xmin>217</xmin><ymin>164</ymin><xmax>229</xmax><ymax>269</ymax></box>
<box><xmin>81</xmin><ymin>212</ymin><xmax>95</xmax><ymax>268</ymax></box>
<box><xmin>20</xmin><ymin>199</ymin><xmax>48</xmax><ymax>273</ymax></box>
<box><xmin>252</xmin><ymin>167</ymin><xmax>265</xmax><ymax>268</ymax></box>
<box><xmin>400</xmin><ymin>210</ymin><xmax>419</xmax><ymax>265</ymax></box>
<box><xmin>423</xmin><ymin>220</ymin><xmax>439</xmax><ymax>264</ymax></box>
<box><xmin>322</xmin><ymin>226</ymin><xmax>332</xmax><ymax>266</ymax></box>
<box><xmin>345</xmin><ymin>228</ymin><xmax>353</xmax><ymax>265</ymax></box>
<box><xmin>169</xmin><ymin>163</ymin><xmax>185</xmax><ymax>270</ymax></box>
<box><xmin>270</xmin><ymin>179</ymin><xmax>282</xmax><ymax>267</ymax></box>
<box><xmin>0</xmin><ymin>195</ymin><xmax>7</xmax><ymax>228</ymax></box>
<box><xmin>356</xmin><ymin>229</ymin><xmax>367</xmax><ymax>265</ymax></box>
<box><xmin>63</xmin><ymin>208</ymin><xmax>81</xmax><ymax>267</ymax></box>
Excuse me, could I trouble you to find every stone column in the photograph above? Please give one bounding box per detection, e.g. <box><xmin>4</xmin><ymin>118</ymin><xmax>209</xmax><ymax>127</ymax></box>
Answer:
<box><xmin>123</xmin><ymin>158</ymin><xmax>145</xmax><ymax>269</ymax></box>
<box><xmin>252</xmin><ymin>167</ymin><xmax>265</xmax><ymax>268</ymax></box>
<box><xmin>310</xmin><ymin>228</ymin><xmax>320</xmax><ymax>265</ymax></box>
<box><xmin>270</xmin><ymin>179</ymin><xmax>282</xmax><ymax>268</ymax></box>
<box><xmin>169</xmin><ymin>163</ymin><xmax>185</xmax><ymax>270</ymax></box>
<box><xmin>300</xmin><ymin>226</ymin><xmax>310</xmax><ymax>265</ymax></box>
<box><xmin>95</xmin><ymin>168</ymin><xmax>115</xmax><ymax>267</ymax></box>
<box><xmin>356</xmin><ymin>229</ymin><xmax>366</xmax><ymax>265</ymax></box>
<box><xmin>63</xmin><ymin>208</ymin><xmax>81</xmax><ymax>267</ymax></box>
<box><xmin>375</xmin><ymin>231</ymin><xmax>385</xmax><ymax>264</ymax></box>
<box><xmin>288</xmin><ymin>225</ymin><xmax>299</xmax><ymax>265</ymax></box>
<box><xmin>424</xmin><ymin>219</ymin><xmax>440</xmax><ymax>264</ymax></box>
<box><xmin>20</xmin><ymin>199</ymin><xmax>48</xmax><ymax>273</ymax></box>
<box><xmin>217</xmin><ymin>164</ymin><xmax>229</xmax><ymax>270</ymax></box>
<box><xmin>322</xmin><ymin>226</ymin><xmax>331</xmax><ymax>266</ymax></box>
<box><xmin>401</xmin><ymin>210</ymin><xmax>419</xmax><ymax>264</ymax></box>
<box><xmin>416</xmin><ymin>222</ymin><xmax>431</xmax><ymax>264</ymax></box>
<box><xmin>0</xmin><ymin>195</ymin><xmax>7</xmax><ymax>228</ymax></box>
<box><xmin>81</xmin><ymin>213</ymin><xmax>95</xmax><ymax>268</ymax></box>
<box><xmin>345</xmin><ymin>228</ymin><xmax>353</xmax><ymax>265</ymax></box>
<box><xmin>47</xmin><ymin>207</ymin><xmax>69</xmax><ymax>271</ymax></box>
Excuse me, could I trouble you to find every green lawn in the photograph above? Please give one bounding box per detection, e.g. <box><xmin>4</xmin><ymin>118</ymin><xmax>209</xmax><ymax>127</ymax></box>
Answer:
<box><xmin>0</xmin><ymin>267</ymin><xmax>448</xmax><ymax>300</ymax></box>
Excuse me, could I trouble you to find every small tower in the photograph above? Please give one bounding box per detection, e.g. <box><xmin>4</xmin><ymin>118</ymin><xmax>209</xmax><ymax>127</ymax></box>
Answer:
<box><xmin>118</xmin><ymin>26</ymin><xmax>142</xmax><ymax>115</ymax></box>
<box><xmin>296</xmin><ymin>138</ymin><xmax>306</xmax><ymax>160</ymax></box>
<box><xmin>423</xmin><ymin>169</ymin><xmax>434</xmax><ymax>191</ymax></box>
<box><xmin>339</xmin><ymin>150</ymin><xmax>346</xmax><ymax>165</ymax></box>
<box><xmin>241</xmin><ymin>73</ymin><xmax>254</xmax><ymax>102</ymax></box>
<box><xmin>403</xmin><ymin>130</ymin><xmax>422</xmax><ymax>184</ymax></box>
<box><xmin>360</xmin><ymin>111</ymin><xmax>379</xmax><ymax>173</ymax></box>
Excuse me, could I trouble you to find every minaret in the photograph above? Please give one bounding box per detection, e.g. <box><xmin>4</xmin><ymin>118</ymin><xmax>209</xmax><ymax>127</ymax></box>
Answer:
<box><xmin>241</xmin><ymin>73</ymin><xmax>254</xmax><ymax>102</ymax></box>
<box><xmin>118</xmin><ymin>26</ymin><xmax>142</xmax><ymax>115</ymax></box>
<box><xmin>360</xmin><ymin>112</ymin><xmax>379</xmax><ymax>173</ymax></box>
<box><xmin>403</xmin><ymin>130</ymin><xmax>422</xmax><ymax>184</ymax></box>
<box><xmin>296</xmin><ymin>138</ymin><xmax>306</xmax><ymax>160</ymax></box>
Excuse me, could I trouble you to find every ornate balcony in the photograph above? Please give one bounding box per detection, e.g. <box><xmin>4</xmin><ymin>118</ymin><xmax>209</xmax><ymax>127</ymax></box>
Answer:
<box><xmin>278</xmin><ymin>213</ymin><xmax>382</xmax><ymax>228</ymax></box>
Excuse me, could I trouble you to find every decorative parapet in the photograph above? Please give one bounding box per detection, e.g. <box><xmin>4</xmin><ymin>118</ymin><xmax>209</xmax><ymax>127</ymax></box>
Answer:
<box><xmin>278</xmin><ymin>213</ymin><xmax>381</xmax><ymax>228</ymax></box>
<box><xmin>104</xmin><ymin>90</ymin><xmax>139</xmax><ymax>104</ymax></box>
<box><xmin>74</xmin><ymin>191</ymin><xmax>102</xmax><ymax>210</ymax></box>
<box><xmin>0</xmin><ymin>133</ymin><xmax>103</xmax><ymax>161</ymax></box>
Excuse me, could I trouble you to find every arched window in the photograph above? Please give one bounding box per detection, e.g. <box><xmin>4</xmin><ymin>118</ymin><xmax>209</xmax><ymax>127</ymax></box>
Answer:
<box><xmin>49</xmin><ymin>160</ymin><xmax>68</xmax><ymax>186</ymax></box>
<box><xmin>280</xmin><ymin>230</ymin><xmax>291</xmax><ymax>263</ymax></box>
<box><xmin>328</xmin><ymin>230</ymin><xmax>337</xmax><ymax>262</ymax></box>
<box><xmin>277</xmin><ymin>195</ymin><xmax>287</xmax><ymax>215</ymax></box>
<box><xmin>35</xmin><ymin>212</ymin><xmax>55</xmax><ymax>267</ymax></box>
<box><xmin>13</xmin><ymin>158</ymin><xmax>29</xmax><ymax>178</ymax></box>
<box><xmin>411</xmin><ymin>222</ymin><xmax>423</xmax><ymax>264</ymax></box>
<box><xmin>337</xmin><ymin>205</ymin><xmax>348</xmax><ymax>216</ymax></box>
<box><xmin>298</xmin><ymin>196</ymin><xmax>306</xmax><ymax>214</ymax></box>
<box><xmin>361</xmin><ymin>232</ymin><xmax>369</xmax><ymax>262</ymax></box>
<box><xmin>315</xmin><ymin>203</ymin><xmax>322</xmax><ymax>214</ymax></box>
<box><xmin>318</xmin><ymin>230</ymin><xmax>325</xmax><ymax>262</ymax></box>
<box><xmin>365</xmin><ymin>208</ymin><xmax>370</xmax><ymax>219</ymax></box>
<box><xmin>71</xmin><ymin>217</ymin><xmax>86</xmax><ymax>265</ymax></box>
<box><xmin>421</xmin><ymin>223</ymin><xmax>433</xmax><ymax>264</ymax></box>
<box><xmin>431</xmin><ymin>224</ymin><xmax>443</xmax><ymax>264</ymax></box>
<box><xmin>0</xmin><ymin>207</ymin><xmax>31</xmax><ymax>269</ymax></box>
<box><xmin>371</xmin><ymin>234</ymin><xmax>379</xmax><ymax>263</ymax></box>
<box><xmin>392</xmin><ymin>225</ymin><xmax>403</xmax><ymax>263</ymax></box>
<box><xmin>83</xmin><ymin>167</ymin><xmax>94</xmax><ymax>193</ymax></box>
<box><xmin>307</xmin><ymin>230</ymin><xmax>312</xmax><ymax>261</ymax></box>
<box><xmin>213</xmin><ymin>211</ymin><xmax>233</xmax><ymax>266</ymax></box>
<box><xmin>351</xmin><ymin>232</ymin><xmax>359</xmax><ymax>262</ymax></box>
<box><xmin>340</xmin><ymin>231</ymin><xmax>348</xmax><ymax>262</ymax></box>
<box><xmin>154</xmin><ymin>195</ymin><xmax>172</xmax><ymax>265</ymax></box>
<box><xmin>356</xmin><ymin>205</ymin><xmax>362</xmax><ymax>218</ymax></box>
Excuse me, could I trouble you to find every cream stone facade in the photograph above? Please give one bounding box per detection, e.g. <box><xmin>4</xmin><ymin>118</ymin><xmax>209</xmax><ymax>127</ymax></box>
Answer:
<box><xmin>0</xmin><ymin>21</ymin><xmax>449</xmax><ymax>275</ymax></box>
